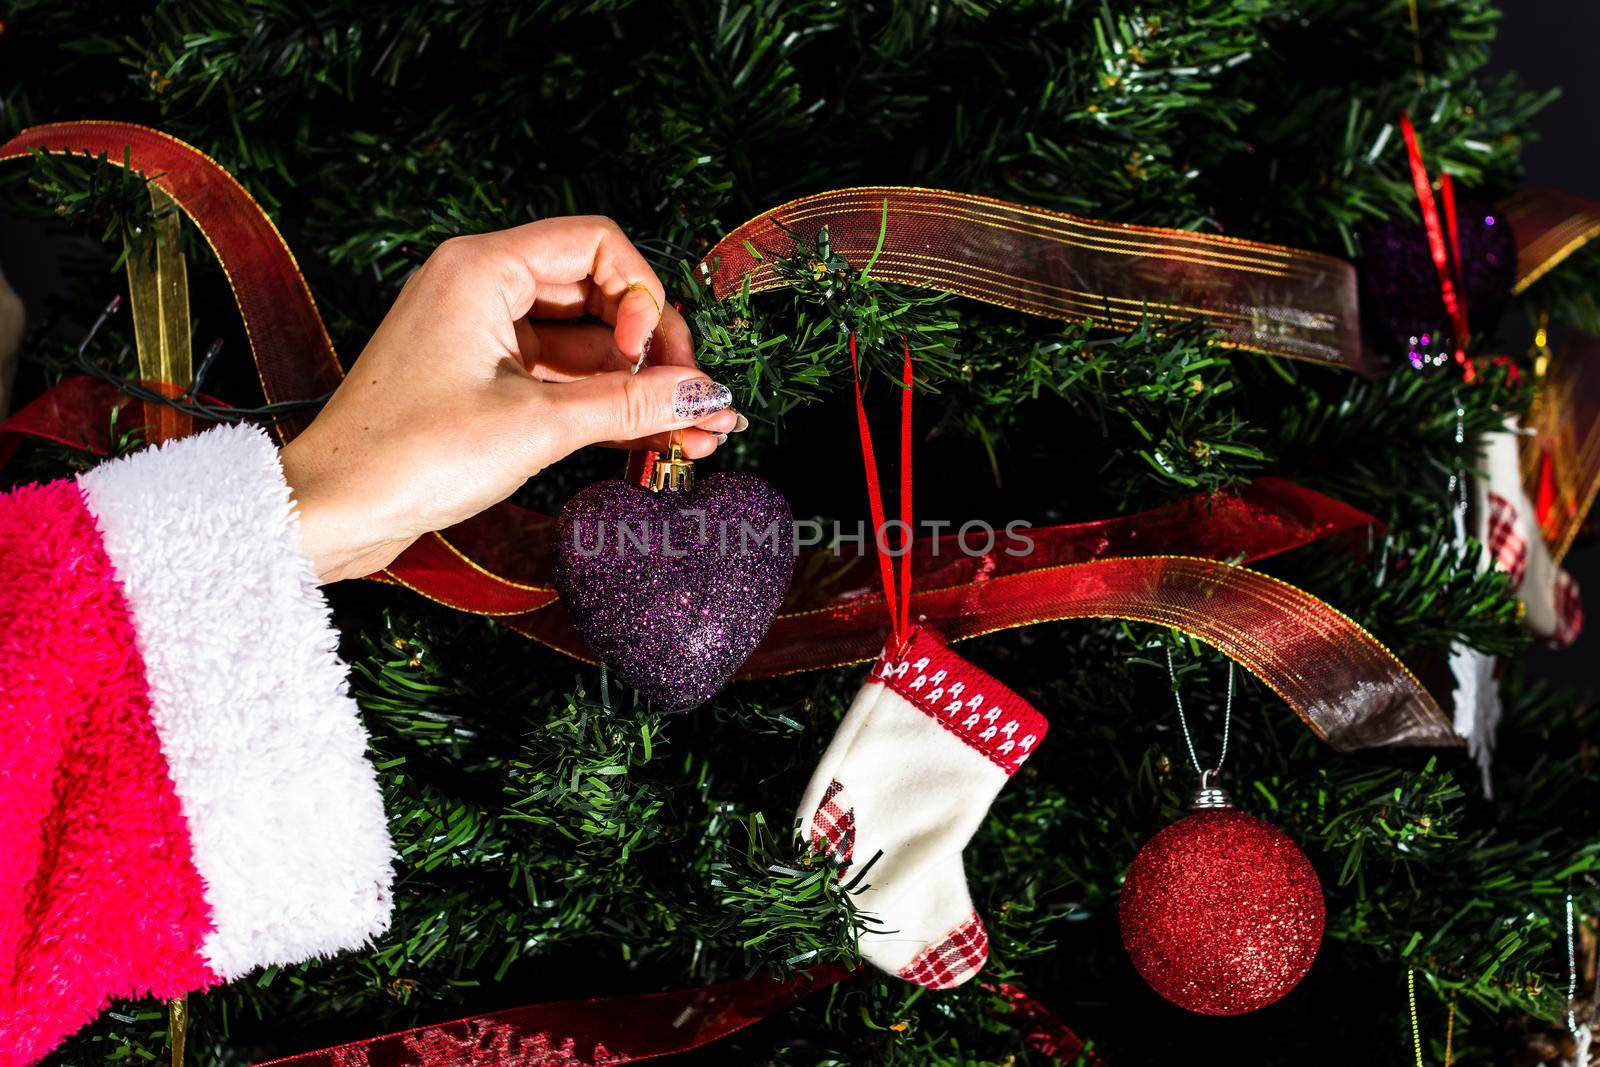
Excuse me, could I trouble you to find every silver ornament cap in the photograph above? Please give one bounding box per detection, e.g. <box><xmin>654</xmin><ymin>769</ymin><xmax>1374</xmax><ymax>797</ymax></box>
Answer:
<box><xmin>1188</xmin><ymin>769</ymin><xmax>1233</xmax><ymax>811</ymax></box>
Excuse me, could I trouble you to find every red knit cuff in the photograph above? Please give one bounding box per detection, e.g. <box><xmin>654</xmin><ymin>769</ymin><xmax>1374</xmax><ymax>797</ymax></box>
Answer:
<box><xmin>871</xmin><ymin>628</ymin><xmax>1048</xmax><ymax>774</ymax></box>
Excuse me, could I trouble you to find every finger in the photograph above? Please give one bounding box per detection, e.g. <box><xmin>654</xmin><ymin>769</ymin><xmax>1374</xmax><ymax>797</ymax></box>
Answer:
<box><xmin>448</xmin><ymin>217</ymin><xmax>667</xmax><ymax>359</ymax></box>
<box><xmin>599</xmin><ymin>406</ymin><xmax>738</xmax><ymax>450</ymax></box>
<box><xmin>515</xmin><ymin>281</ymin><xmax>678</xmax><ymax>363</ymax></box>
<box><xmin>599</xmin><ymin>428</ymin><xmax>727</xmax><ymax>459</ymax></box>
<box><xmin>538</xmin><ymin>365</ymin><xmax>733</xmax><ymax>452</ymax></box>
<box><xmin>611</xmin><ymin>283</ymin><xmax>664</xmax><ymax>362</ymax></box>
<box><xmin>513</xmin><ymin>313</ymin><xmax>707</xmax><ymax>382</ymax></box>
<box><xmin>513</xmin><ymin>319</ymin><xmax>634</xmax><ymax>381</ymax></box>
<box><xmin>645</xmin><ymin>304</ymin><xmax>696</xmax><ymax>369</ymax></box>
<box><xmin>689</xmin><ymin>408</ymin><xmax>739</xmax><ymax>434</ymax></box>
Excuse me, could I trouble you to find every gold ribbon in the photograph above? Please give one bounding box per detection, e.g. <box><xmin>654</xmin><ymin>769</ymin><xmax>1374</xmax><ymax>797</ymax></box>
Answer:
<box><xmin>123</xmin><ymin>184</ymin><xmax>192</xmax><ymax>443</ymax></box>
<box><xmin>168</xmin><ymin>995</ymin><xmax>187</xmax><ymax>1066</ymax></box>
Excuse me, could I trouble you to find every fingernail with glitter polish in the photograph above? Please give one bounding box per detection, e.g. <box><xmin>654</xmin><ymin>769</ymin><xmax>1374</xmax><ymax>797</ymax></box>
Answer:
<box><xmin>674</xmin><ymin>378</ymin><xmax>732</xmax><ymax>420</ymax></box>
<box><xmin>731</xmin><ymin>413</ymin><xmax>749</xmax><ymax>433</ymax></box>
<box><xmin>715</xmin><ymin>432</ymin><xmax>729</xmax><ymax>445</ymax></box>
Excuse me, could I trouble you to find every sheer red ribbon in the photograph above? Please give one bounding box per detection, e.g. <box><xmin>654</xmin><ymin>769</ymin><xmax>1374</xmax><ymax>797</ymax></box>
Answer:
<box><xmin>254</xmin><ymin>964</ymin><xmax>855</xmax><ymax>1067</ymax></box>
<box><xmin>702</xmin><ymin>186</ymin><xmax>1371</xmax><ymax>372</ymax></box>
<box><xmin>992</xmin><ymin>982</ymin><xmax>1100</xmax><ymax>1065</ymax></box>
<box><xmin>0</xmin><ymin>121</ymin><xmax>1467</xmax><ymax>750</ymax></box>
<box><xmin>1523</xmin><ymin>330</ymin><xmax>1600</xmax><ymax>564</ymax></box>
<box><xmin>1501</xmin><ymin>187</ymin><xmax>1600</xmax><ymax>295</ymax></box>
<box><xmin>252</xmin><ymin>965</ymin><xmax>1095</xmax><ymax>1067</ymax></box>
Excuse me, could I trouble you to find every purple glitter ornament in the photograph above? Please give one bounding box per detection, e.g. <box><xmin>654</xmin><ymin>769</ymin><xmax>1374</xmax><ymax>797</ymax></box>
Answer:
<box><xmin>1358</xmin><ymin>200</ymin><xmax>1516</xmax><ymax>360</ymax></box>
<box><xmin>551</xmin><ymin>472</ymin><xmax>795</xmax><ymax>711</ymax></box>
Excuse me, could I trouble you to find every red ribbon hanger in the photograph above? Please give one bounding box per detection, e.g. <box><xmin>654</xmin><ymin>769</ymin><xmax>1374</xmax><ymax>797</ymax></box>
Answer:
<box><xmin>848</xmin><ymin>332</ymin><xmax>915</xmax><ymax>652</ymax></box>
<box><xmin>1400</xmin><ymin>111</ymin><xmax>1476</xmax><ymax>381</ymax></box>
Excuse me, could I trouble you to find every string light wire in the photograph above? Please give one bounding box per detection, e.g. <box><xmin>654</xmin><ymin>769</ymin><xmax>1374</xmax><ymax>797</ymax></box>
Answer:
<box><xmin>73</xmin><ymin>294</ymin><xmax>330</xmax><ymax>425</ymax></box>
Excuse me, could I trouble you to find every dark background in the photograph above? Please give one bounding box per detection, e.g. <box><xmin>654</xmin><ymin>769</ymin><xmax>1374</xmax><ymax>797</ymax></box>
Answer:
<box><xmin>2</xmin><ymin>2</ymin><xmax>1598</xmax><ymax>675</ymax></box>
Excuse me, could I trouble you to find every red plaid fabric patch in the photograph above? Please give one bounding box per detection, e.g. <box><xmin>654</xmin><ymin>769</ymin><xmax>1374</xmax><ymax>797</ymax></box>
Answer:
<box><xmin>897</xmin><ymin>911</ymin><xmax>989</xmax><ymax>989</ymax></box>
<box><xmin>809</xmin><ymin>779</ymin><xmax>855</xmax><ymax>866</ymax></box>
<box><xmin>1485</xmin><ymin>492</ymin><xmax>1528</xmax><ymax>588</ymax></box>
<box><xmin>1556</xmin><ymin>569</ymin><xmax>1584</xmax><ymax>649</ymax></box>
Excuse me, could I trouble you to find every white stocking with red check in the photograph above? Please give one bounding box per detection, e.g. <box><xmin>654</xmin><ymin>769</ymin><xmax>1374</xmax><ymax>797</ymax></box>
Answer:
<box><xmin>1473</xmin><ymin>423</ymin><xmax>1583</xmax><ymax>648</ymax></box>
<box><xmin>795</xmin><ymin>627</ymin><xmax>1047</xmax><ymax>989</ymax></box>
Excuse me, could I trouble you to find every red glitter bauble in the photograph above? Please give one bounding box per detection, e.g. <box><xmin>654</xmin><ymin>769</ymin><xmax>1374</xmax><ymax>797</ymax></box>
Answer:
<box><xmin>1119</xmin><ymin>809</ymin><xmax>1324</xmax><ymax>1015</ymax></box>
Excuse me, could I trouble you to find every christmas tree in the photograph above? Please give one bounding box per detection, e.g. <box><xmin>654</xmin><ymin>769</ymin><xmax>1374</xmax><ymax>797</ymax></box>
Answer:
<box><xmin>4</xmin><ymin>1</ymin><xmax>1600</xmax><ymax>1062</ymax></box>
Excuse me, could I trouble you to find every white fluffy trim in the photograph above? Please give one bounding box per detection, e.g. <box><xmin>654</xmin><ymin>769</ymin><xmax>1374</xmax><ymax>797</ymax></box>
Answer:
<box><xmin>78</xmin><ymin>424</ymin><xmax>393</xmax><ymax>980</ymax></box>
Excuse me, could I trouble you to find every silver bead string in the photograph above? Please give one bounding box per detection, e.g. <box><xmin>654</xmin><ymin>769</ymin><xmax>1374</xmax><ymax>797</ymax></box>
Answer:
<box><xmin>1166</xmin><ymin>648</ymin><xmax>1234</xmax><ymax>784</ymax></box>
<box><xmin>1445</xmin><ymin>398</ymin><xmax>1468</xmax><ymax>528</ymax></box>
<box><xmin>1568</xmin><ymin>887</ymin><xmax>1580</xmax><ymax>1040</ymax></box>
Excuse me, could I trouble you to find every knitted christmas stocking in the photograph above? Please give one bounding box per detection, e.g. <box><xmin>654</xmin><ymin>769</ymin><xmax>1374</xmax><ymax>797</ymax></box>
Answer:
<box><xmin>1473</xmin><ymin>423</ymin><xmax>1583</xmax><ymax>647</ymax></box>
<box><xmin>796</xmin><ymin>627</ymin><xmax>1048</xmax><ymax>988</ymax></box>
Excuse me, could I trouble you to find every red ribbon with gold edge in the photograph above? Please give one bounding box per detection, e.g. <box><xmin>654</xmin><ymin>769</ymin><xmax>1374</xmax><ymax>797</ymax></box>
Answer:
<box><xmin>1495</xmin><ymin>186</ymin><xmax>1600</xmax><ymax>567</ymax></box>
<box><xmin>0</xmin><ymin>372</ymin><xmax>1381</xmax><ymax>614</ymax></box>
<box><xmin>3</xmin><ymin>375</ymin><xmax>1419</xmax><ymax>750</ymax></box>
<box><xmin>1501</xmin><ymin>187</ymin><xmax>1600</xmax><ymax>295</ymax></box>
<box><xmin>703</xmin><ymin>185</ymin><xmax>1370</xmax><ymax>372</ymax></box>
<box><xmin>0</xmin><ymin>121</ymin><xmax>545</xmax><ymax>618</ymax></box>
<box><xmin>831</xmin><ymin>329</ymin><xmax>1438</xmax><ymax>753</ymax></box>
<box><xmin>1523</xmin><ymin>330</ymin><xmax>1600</xmax><ymax>566</ymax></box>
<box><xmin>0</xmin><ymin>370</ymin><xmax>1427</xmax><ymax>749</ymax></box>
<box><xmin>0</xmin><ymin>119</ymin><xmax>1526</xmax><ymax>753</ymax></box>
<box><xmin>509</xmin><ymin>553</ymin><xmax>1445</xmax><ymax>751</ymax></box>
<box><xmin>251</xmin><ymin>965</ymin><xmax>1097</xmax><ymax>1067</ymax></box>
<box><xmin>254</xmin><ymin>964</ymin><xmax>856</xmax><ymax>1067</ymax></box>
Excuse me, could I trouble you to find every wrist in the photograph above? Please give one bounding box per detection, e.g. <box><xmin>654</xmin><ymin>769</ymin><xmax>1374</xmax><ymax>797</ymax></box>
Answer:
<box><xmin>278</xmin><ymin>435</ymin><xmax>417</xmax><ymax>584</ymax></box>
<box><xmin>278</xmin><ymin>437</ymin><xmax>354</xmax><ymax>584</ymax></box>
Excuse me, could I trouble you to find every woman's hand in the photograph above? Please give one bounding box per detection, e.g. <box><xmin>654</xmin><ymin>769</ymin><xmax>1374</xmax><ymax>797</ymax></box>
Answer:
<box><xmin>278</xmin><ymin>216</ymin><xmax>738</xmax><ymax>583</ymax></box>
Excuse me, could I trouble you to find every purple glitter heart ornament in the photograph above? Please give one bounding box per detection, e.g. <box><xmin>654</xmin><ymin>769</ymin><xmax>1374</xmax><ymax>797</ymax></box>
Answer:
<box><xmin>551</xmin><ymin>472</ymin><xmax>795</xmax><ymax>711</ymax></box>
<box><xmin>1358</xmin><ymin>199</ymin><xmax>1516</xmax><ymax>359</ymax></box>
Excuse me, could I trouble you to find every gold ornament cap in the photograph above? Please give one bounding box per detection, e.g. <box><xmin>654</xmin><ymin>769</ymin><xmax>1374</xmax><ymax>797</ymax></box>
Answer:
<box><xmin>650</xmin><ymin>438</ymin><xmax>694</xmax><ymax>492</ymax></box>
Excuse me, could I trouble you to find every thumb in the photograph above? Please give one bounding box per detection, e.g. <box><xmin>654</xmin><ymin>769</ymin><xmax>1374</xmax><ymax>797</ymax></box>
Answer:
<box><xmin>547</xmin><ymin>365</ymin><xmax>733</xmax><ymax>450</ymax></box>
